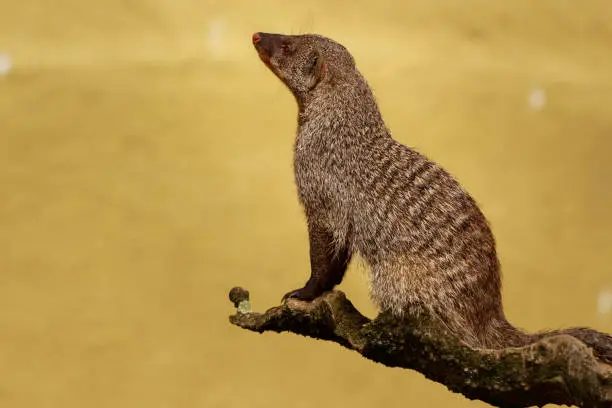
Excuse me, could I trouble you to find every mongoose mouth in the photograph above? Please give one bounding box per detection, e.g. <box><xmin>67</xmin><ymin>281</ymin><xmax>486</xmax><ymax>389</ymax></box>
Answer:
<box><xmin>256</xmin><ymin>50</ymin><xmax>273</xmax><ymax>69</ymax></box>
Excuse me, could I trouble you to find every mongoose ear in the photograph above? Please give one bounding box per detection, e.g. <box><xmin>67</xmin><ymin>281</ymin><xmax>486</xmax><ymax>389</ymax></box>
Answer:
<box><xmin>313</xmin><ymin>50</ymin><xmax>326</xmax><ymax>82</ymax></box>
<box><xmin>307</xmin><ymin>50</ymin><xmax>326</xmax><ymax>90</ymax></box>
<box><xmin>316</xmin><ymin>50</ymin><xmax>325</xmax><ymax>72</ymax></box>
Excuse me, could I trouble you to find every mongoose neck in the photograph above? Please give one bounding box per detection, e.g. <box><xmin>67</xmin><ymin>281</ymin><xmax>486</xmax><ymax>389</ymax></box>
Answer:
<box><xmin>298</xmin><ymin>75</ymin><xmax>389</xmax><ymax>140</ymax></box>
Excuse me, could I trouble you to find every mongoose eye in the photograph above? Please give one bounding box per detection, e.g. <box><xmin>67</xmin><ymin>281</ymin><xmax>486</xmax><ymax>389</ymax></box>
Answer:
<box><xmin>280</xmin><ymin>42</ymin><xmax>292</xmax><ymax>53</ymax></box>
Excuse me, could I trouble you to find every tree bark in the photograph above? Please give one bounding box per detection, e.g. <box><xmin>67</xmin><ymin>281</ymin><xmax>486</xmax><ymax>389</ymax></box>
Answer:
<box><xmin>228</xmin><ymin>287</ymin><xmax>612</xmax><ymax>408</ymax></box>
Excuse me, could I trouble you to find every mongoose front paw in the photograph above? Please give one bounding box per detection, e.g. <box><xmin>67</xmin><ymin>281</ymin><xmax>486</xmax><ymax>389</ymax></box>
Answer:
<box><xmin>281</xmin><ymin>286</ymin><xmax>322</xmax><ymax>303</ymax></box>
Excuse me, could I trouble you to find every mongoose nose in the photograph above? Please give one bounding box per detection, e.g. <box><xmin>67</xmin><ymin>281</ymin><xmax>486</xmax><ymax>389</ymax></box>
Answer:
<box><xmin>252</xmin><ymin>33</ymin><xmax>261</xmax><ymax>44</ymax></box>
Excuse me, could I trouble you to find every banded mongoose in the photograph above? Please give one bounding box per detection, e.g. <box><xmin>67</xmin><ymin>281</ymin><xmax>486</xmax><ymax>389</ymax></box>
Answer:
<box><xmin>251</xmin><ymin>31</ymin><xmax>612</xmax><ymax>359</ymax></box>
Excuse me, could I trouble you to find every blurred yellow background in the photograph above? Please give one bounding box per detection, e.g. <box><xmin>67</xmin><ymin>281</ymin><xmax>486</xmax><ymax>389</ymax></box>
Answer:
<box><xmin>1</xmin><ymin>1</ymin><xmax>611</xmax><ymax>407</ymax></box>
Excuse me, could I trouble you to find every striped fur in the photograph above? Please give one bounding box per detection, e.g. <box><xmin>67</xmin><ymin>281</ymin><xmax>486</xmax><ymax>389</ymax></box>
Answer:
<box><xmin>252</xmin><ymin>32</ymin><xmax>612</xmax><ymax>357</ymax></box>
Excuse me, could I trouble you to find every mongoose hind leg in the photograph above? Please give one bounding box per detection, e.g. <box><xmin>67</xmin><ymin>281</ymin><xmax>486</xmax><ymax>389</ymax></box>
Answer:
<box><xmin>282</xmin><ymin>220</ymin><xmax>352</xmax><ymax>302</ymax></box>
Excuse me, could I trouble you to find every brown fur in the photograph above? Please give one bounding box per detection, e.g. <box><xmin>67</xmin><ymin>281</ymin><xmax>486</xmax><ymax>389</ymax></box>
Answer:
<box><xmin>251</xmin><ymin>32</ymin><xmax>612</xmax><ymax>359</ymax></box>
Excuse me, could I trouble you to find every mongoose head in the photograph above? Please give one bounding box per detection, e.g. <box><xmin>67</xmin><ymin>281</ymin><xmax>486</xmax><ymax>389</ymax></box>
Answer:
<box><xmin>251</xmin><ymin>32</ymin><xmax>356</xmax><ymax>100</ymax></box>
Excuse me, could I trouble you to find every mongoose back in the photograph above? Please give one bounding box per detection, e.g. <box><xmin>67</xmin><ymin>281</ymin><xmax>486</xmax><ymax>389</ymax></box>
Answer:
<box><xmin>251</xmin><ymin>31</ymin><xmax>612</xmax><ymax>358</ymax></box>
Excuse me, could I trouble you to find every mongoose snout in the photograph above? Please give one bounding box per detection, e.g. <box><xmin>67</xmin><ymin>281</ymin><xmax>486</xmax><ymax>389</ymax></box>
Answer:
<box><xmin>252</xmin><ymin>32</ymin><xmax>284</xmax><ymax>59</ymax></box>
<box><xmin>252</xmin><ymin>32</ymin><xmax>288</xmax><ymax>75</ymax></box>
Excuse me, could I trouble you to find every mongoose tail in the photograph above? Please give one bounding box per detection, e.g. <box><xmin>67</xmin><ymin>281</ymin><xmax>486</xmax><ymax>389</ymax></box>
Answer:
<box><xmin>496</xmin><ymin>316</ymin><xmax>612</xmax><ymax>362</ymax></box>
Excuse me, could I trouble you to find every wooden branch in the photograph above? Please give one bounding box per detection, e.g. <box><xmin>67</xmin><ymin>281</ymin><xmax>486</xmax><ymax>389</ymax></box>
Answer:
<box><xmin>228</xmin><ymin>287</ymin><xmax>612</xmax><ymax>408</ymax></box>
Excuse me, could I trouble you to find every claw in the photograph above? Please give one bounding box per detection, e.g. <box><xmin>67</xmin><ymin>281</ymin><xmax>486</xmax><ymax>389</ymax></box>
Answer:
<box><xmin>281</xmin><ymin>286</ymin><xmax>321</xmax><ymax>303</ymax></box>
